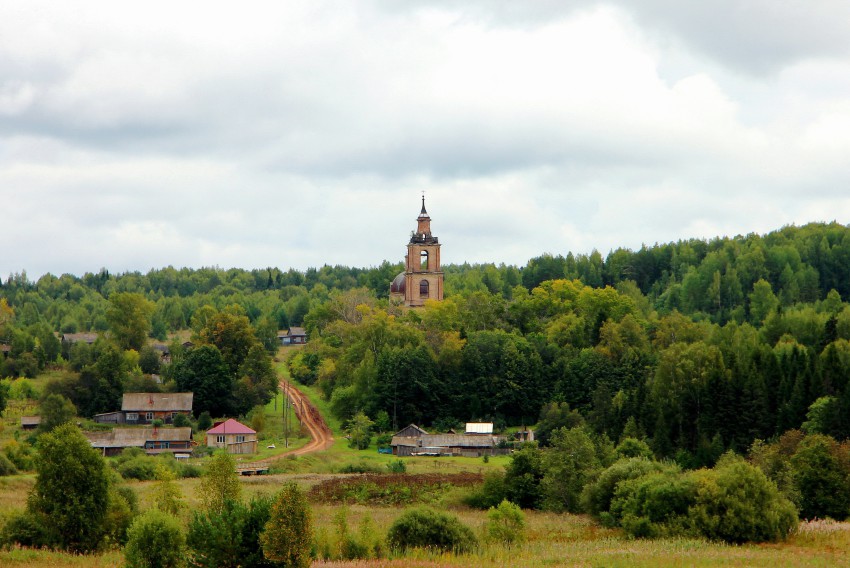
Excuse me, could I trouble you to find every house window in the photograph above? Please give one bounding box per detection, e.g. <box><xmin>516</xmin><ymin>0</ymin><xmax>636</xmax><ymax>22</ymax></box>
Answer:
<box><xmin>420</xmin><ymin>250</ymin><xmax>429</xmax><ymax>270</ymax></box>
<box><xmin>171</xmin><ymin>412</ymin><xmax>178</xmax><ymax>421</ymax></box>
<box><xmin>126</xmin><ymin>413</ymin><xmax>138</xmax><ymax>422</ymax></box>
<box><xmin>145</xmin><ymin>412</ymin><xmax>154</xmax><ymax>421</ymax></box>
<box><xmin>236</xmin><ymin>435</ymin><xmax>245</xmax><ymax>443</ymax></box>
<box><xmin>216</xmin><ymin>435</ymin><xmax>225</xmax><ymax>444</ymax></box>
<box><xmin>420</xmin><ymin>280</ymin><xmax>429</xmax><ymax>298</ymax></box>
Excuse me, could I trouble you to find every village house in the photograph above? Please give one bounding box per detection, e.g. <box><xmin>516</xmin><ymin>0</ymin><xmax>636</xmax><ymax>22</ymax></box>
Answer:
<box><xmin>206</xmin><ymin>418</ymin><xmax>258</xmax><ymax>454</ymax></box>
<box><xmin>278</xmin><ymin>327</ymin><xmax>307</xmax><ymax>345</ymax></box>
<box><xmin>390</xmin><ymin>423</ymin><xmax>506</xmax><ymax>457</ymax></box>
<box><xmin>85</xmin><ymin>427</ymin><xmax>194</xmax><ymax>457</ymax></box>
<box><xmin>94</xmin><ymin>392</ymin><xmax>193</xmax><ymax>424</ymax></box>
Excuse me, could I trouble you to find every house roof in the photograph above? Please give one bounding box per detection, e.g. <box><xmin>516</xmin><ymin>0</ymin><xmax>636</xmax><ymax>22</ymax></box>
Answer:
<box><xmin>420</xmin><ymin>434</ymin><xmax>495</xmax><ymax>448</ymax></box>
<box><xmin>61</xmin><ymin>332</ymin><xmax>99</xmax><ymax>344</ymax></box>
<box><xmin>207</xmin><ymin>418</ymin><xmax>256</xmax><ymax>435</ymax></box>
<box><xmin>85</xmin><ymin>427</ymin><xmax>193</xmax><ymax>448</ymax></box>
<box><xmin>390</xmin><ymin>436</ymin><xmax>421</xmax><ymax>447</ymax></box>
<box><xmin>288</xmin><ymin>327</ymin><xmax>306</xmax><ymax>336</ymax></box>
<box><xmin>20</xmin><ymin>416</ymin><xmax>41</xmax><ymax>426</ymax></box>
<box><xmin>122</xmin><ymin>393</ymin><xmax>193</xmax><ymax>412</ymax></box>
<box><xmin>465</xmin><ymin>422</ymin><xmax>494</xmax><ymax>434</ymax></box>
<box><xmin>393</xmin><ymin>424</ymin><xmax>429</xmax><ymax>437</ymax></box>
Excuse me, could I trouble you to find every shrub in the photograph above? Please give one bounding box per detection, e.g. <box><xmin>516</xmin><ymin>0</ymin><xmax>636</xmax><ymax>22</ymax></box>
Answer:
<box><xmin>0</xmin><ymin>452</ymin><xmax>18</xmax><ymax>476</ymax></box>
<box><xmin>581</xmin><ymin>458</ymin><xmax>673</xmax><ymax>520</ymax></box>
<box><xmin>338</xmin><ymin>462</ymin><xmax>382</xmax><ymax>474</ymax></box>
<box><xmin>689</xmin><ymin>458</ymin><xmax>798</xmax><ymax>543</ymax></box>
<box><xmin>3</xmin><ymin>440</ymin><xmax>35</xmax><ymax>471</ymax></box>
<box><xmin>610</xmin><ymin>470</ymin><xmax>697</xmax><ymax>538</ymax></box>
<box><xmin>118</xmin><ymin>457</ymin><xmax>159</xmax><ymax>481</ymax></box>
<box><xmin>464</xmin><ymin>471</ymin><xmax>507</xmax><ymax>509</ymax></box>
<box><xmin>188</xmin><ymin>496</ymin><xmax>274</xmax><ymax>568</ymax></box>
<box><xmin>386</xmin><ymin>459</ymin><xmax>406</xmax><ymax>474</ymax></box>
<box><xmin>197</xmin><ymin>411</ymin><xmax>213</xmax><ymax>431</ymax></box>
<box><xmin>173</xmin><ymin>413</ymin><xmax>191</xmax><ymax>428</ymax></box>
<box><xmin>124</xmin><ymin>510</ymin><xmax>186</xmax><ymax>568</ymax></box>
<box><xmin>386</xmin><ymin>507</ymin><xmax>477</xmax><ymax>553</ymax></box>
<box><xmin>105</xmin><ymin>487</ymin><xmax>136</xmax><ymax>545</ymax></box>
<box><xmin>0</xmin><ymin>510</ymin><xmax>53</xmax><ymax>549</ymax></box>
<box><xmin>484</xmin><ymin>500</ymin><xmax>525</xmax><ymax>545</ymax></box>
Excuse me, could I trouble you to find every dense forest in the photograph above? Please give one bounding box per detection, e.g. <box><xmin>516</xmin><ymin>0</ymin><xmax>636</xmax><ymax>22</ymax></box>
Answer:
<box><xmin>4</xmin><ymin>221</ymin><xmax>850</xmax><ymax>467</ymax></box>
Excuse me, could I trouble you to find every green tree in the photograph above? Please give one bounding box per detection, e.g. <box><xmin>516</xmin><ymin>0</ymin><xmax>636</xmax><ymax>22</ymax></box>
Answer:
<box><xmin>106</xmin><ymin>292</ymin><xmax>155</xmax><ymax>351</ymax></box>
<box><xmin>152</xmin><ymin>463</ymin><xmax>184</xmax><ymax>515</ymax></box>
<box><xmin>38</xmin><ymin>393</ymin><xmax>76</xmax><ymax>432</ymax></box>
<box><xmin>187</xmin><ymin>496</ymin><xmax>276</xmax><ymax>568</ymax></box>
<box><xmin>28</xmin><ymin>423</ymin><xmax>110</xmax><ymax>552</ymax></box>
<box><xmin>542</xmin><ymin>427</ymin><xmax>602</xmax><ymax>512</ymax></box>
<box><xmin>346</xmin><ymin>411</ymin><xmax>374</xmax><ymax>450</ymax></box>
<box><xmin>124</xmin><ymin>509</ymin><xmax>186</xmax><ymax>568</ymax></box>
<box><xmin>790</xmin><ymin>434</ymin><xmax>850</xmax><ymax>520</ymax></box>
<box><xmin>197</xmin><ymin>452</ymin><xmax>241</xmax><ymax>514</ymax></box>
<box><xmin>260</xmin><ymin>483</ymin><xmax>312</xmax><ymax>568</ymax></box>
<box><xmin>174</xmin><ymin>345</ymin><xmax>232</xmax><ymax>417</ymax></box>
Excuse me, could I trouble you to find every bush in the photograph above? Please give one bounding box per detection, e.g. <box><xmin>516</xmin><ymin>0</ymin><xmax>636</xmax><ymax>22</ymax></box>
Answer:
<box><xmin>464</xmin><ymin>471</ymin><xmax>507</xmax><ymax>509</ymax></box>
<box><xmin>0</xmin><ymin>510</ymin><xmax>53</xmax><ymax>549</ymax></box>
<box><xmin>188</xmin><ymin>496</ymin><xmax>274</xmax><ymax>568</ymax></box>
<box><xmin>0</xmin><ymin>452</ymin><xmax>18</xmax><ymax>476</ymax></box>
<box><xmin>124</xmin><ymin>509</ymin><xmax>186</xmax><ymax>568</ymax></box>
<box><xmin>610</xmin><ymin>470</ymin><xmax>697</xmax><ymax>538</ymax></box>
<box><xmin>386</xmin><ymin>459</ymin><xmax>406</xmax><ymax>474</ymax></box>
<box><xmin>118</xmin><ymin>457</ymin><xmax>159</xmax><ymax>481</ymax></box>
<box><xmin>173</xmin><ymin>413</ymin><xmax>191</xmax><ymax>428</ymax></box>
<box><xmin>197</xmin><ymin>411</ymin><xmax>213</xmax><ymax>431</ymax></box>
<box><xmin>690</xmin><ymin>459</ymin><xmax>798</xmax><ymax>543</ymax></box>
<box><xmin>386</xmin><ymin>507</ymin><xmax>477</xmax><ymax>553</ymax></box>
<box><xmin>484</xmin><ymin>500</ymin><xmax>525</xmax><ymax>545</ymax></box>
<box><xmin>581</xmin><ymin>458</ymin><xmax>672</xmax><ymax>520</ymax></box>
<box><xmin>338</xmin><ymin>462</ymin><xmax>383</xmax><ymax>474</ymax></box>
<box><xmin>3</xmin><ymin>440</ymin><xmax>35</xmax><ymax>471</ymax></box>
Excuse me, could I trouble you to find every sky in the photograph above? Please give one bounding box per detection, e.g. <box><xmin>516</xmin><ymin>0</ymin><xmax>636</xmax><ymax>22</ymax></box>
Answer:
<box><xmin>4</xmin><ymin>1</ymin><xmax>850</xmax><ymax>280</ymax></box>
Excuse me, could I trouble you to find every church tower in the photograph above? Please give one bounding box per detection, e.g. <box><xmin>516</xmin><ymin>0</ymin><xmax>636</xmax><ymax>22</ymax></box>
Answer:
<box><xmin>390</xmin><ymin>197</ymin><xmax>444</xmax><ymax>307</ymax></box>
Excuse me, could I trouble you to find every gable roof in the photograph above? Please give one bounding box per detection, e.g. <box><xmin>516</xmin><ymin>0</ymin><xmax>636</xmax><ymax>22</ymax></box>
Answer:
<box><xmin>122</xmin><ymin>393</ymin><xmax>193</xmax><ymax>412</ymax></box>
<box><xmin>393</xmin><ymin>424</ymin><xmax>429</xmax><ymax>437</ymax></box>
<box><xmin>61</xmin><ymin>332</ymin><xmax>99</xmax><ymax>344</ymax></box>
<box><xmin>207</xmin><ymin>418</ymin><xmax>255</xmax><ymax>435</ymax></box>
<box><xmin>85</xmin><ymin>427</ymin><xmax>193</xmax><ymax>448</ymax></box>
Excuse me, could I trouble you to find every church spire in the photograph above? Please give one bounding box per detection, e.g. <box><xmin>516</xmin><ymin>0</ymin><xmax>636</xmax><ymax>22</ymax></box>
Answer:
<box><xmin>420</xmin><ymin>194</ymin><xmax>428</xmax><ymax>216</ymax></box>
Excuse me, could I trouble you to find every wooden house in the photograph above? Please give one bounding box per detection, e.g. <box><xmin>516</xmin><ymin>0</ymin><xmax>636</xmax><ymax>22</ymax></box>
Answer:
<box><xmin>206</xmin><ymin>419</ymin><xmax>258</xmax><ymax>454</ymax></box>
<box><xmin>390</xmin><ymin>423</ymin><xmax>505</xmax><ymax>457</ymax></box>
<box><xmin>85</xmin><ymin>427</ymin><xmax>193</xmax><ymax>457</ymax></box>
<box><xmin>278</xmin><ymin>327</ymin><xmax>307</xmax><ymax>345</ymax></box>
<box><xmin>94</xmin><ymin>392</ymin><xmax>193</xmax><ymax>425</ymax></box>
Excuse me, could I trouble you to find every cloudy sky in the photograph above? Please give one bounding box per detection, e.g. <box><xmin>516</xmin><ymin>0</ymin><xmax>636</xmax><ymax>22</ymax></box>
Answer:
<box><xmin>4</xmin><ymin>1</ymin><xmax>850</xmax><ymax>280</ymax></box>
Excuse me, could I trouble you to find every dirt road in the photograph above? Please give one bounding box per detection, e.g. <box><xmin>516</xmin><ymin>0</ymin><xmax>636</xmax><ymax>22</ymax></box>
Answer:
<box><xmin>277</xmin><ymin>381</ymin><xmax>334</xmax><ymax>456</ymax></box>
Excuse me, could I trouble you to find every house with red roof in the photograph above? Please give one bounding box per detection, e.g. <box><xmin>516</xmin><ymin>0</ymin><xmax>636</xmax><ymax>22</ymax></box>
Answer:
<box><xmin>206</xmin><ymin>418</ymin><xmax>258</xmax><ymax>454</ymax></box>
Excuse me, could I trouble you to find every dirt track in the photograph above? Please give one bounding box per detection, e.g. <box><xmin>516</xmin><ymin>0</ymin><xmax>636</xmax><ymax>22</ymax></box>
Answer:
<box><xmin>277</xmin><ymin>381</ymin><xmax>335</xmax><ymax>456</ymax></box>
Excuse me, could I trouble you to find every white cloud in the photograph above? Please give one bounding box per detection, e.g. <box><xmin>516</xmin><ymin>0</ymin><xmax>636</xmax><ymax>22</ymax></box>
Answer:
<box><xmin>1</xmin><ymin>1</ymin><xmax>850</xmax><ymax>279</ymax></box>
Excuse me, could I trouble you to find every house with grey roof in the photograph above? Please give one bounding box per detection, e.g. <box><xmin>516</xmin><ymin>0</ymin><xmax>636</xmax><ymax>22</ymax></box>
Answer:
<box><xmin>94</xmin><ymin>392</ymin><xmax>193</xmax><ymax>425</ymax></box>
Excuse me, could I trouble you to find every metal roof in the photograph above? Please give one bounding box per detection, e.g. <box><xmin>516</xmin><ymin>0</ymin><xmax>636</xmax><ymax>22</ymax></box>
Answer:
<box><xmin>122</xmin><ymin>393</ymin><xmax>193</xmax><ymax>412</ymax></box>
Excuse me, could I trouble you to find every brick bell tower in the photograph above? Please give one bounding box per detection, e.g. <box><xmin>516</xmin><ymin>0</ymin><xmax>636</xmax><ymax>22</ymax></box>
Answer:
<box><xmin>389</xmin><ymin>196</ymin><xmax>444</xmax><ymax>307</ymax></box>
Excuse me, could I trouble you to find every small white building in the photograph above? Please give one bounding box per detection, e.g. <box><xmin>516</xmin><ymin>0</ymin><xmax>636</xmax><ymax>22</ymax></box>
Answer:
<box><xmin>465</xmin><ymin>422</ymin><xmax>494</xmax><ymax>435</ymax></box>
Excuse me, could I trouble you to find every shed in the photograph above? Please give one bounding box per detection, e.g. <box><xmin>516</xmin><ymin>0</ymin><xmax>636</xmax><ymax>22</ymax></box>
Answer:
<box><xmin>465</xmin><ymin>422</ymin><xmax>494</xmax><ymax>435</ymax></box>
<box><xmin>20</xmin><ymin>416</ymin><xmax>41</xmax><ymax>430</ymax></box>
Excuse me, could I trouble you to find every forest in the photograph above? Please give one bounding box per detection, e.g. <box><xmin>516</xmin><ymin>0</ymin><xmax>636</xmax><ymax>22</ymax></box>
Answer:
<box><xmin>3</xmin><ymin>221</ymin><xmax>850</xmax><ymax>465</ymax></box>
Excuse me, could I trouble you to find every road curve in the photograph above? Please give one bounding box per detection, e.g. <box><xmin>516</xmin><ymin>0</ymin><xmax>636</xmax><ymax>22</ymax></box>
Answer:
<box><xmin>278</xmin><ymin>380</ymin><xmax>334</xmax><ymax>456</ymax></box>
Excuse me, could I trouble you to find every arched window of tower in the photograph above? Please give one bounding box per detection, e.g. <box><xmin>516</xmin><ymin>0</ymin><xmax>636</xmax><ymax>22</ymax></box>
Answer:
<box><xmin>420</xmin><ymin>250</ymin><xmax>428</xmax><ymax>270</ymax></box>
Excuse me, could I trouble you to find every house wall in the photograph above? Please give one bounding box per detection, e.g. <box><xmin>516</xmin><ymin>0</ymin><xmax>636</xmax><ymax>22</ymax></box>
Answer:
<box><xmin>206</xmin><ymin>433</ymin><xmax>258</xmax><ymax>454</ymax></box>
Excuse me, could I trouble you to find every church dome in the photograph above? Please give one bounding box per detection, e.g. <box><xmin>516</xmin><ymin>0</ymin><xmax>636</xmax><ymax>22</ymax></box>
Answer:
<box><xmin>390</xmin><ymin>271</ymin><xmax>406</xmax><ymax>294</ymax></box>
